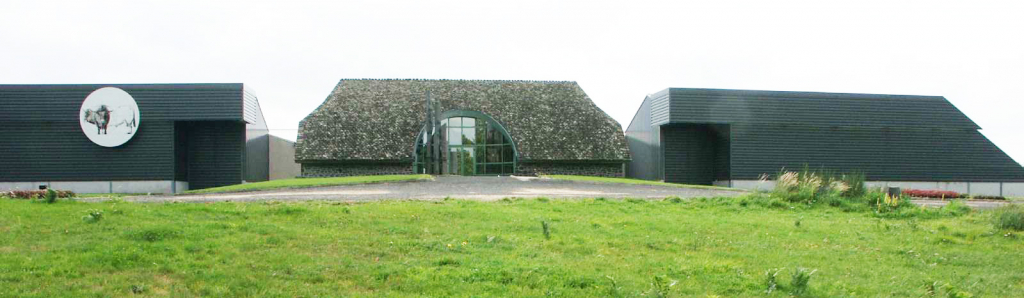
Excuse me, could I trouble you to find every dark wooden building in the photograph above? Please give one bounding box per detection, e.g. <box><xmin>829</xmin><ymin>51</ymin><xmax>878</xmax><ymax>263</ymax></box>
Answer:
<box><xmin>0</xmin><ymin>84</ymin><xmax>270</xmax><ymax>193</ymax></box>
<box><xmin>626</xmin><ymin>88</ymin><xmax>1024</xmax><ymax>196</ymax></box>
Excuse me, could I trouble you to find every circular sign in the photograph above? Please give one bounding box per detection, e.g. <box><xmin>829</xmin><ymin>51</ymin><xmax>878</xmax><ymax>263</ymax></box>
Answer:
<box><xmin>79</xmin><ymin>87</ymin><xmax>141</xmax><ymax>147</ymax></box>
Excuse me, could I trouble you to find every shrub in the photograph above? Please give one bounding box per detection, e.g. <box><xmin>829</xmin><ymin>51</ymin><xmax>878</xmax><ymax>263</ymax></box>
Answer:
<box><xmin>902</xmin><ymin>189</ymin><xmax>966</xmax><ymax>199</ymax></box>
<box><xmin>993</xmin><ymin>205</ymin><xmax>1024</xmax><ymax>231</ymax></box>
<box><xmin>971</xmin><ymin>195</ymin><xmax>1005</xmax><ymax>201</ymax></box>
<box><xmin>6</xmin><ymin>190</ymin><xmax>75</xmax><ymax>200</ymax></box>
<box><xmin>45</xmin><ymin>189</ymin><xmax>57</xmax><ymax>204</ymax></box>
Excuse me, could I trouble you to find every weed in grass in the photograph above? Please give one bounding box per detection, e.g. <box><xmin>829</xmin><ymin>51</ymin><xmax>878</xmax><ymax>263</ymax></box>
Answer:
<box><xmin>130</xmin><ymin>285</ymin><xmax>145</xmax><ymax>294</ymax></box>
<box><xmin>605</xmin><ymin>276</ymin><xmax>623</xmax><ymax>297</ymax></box>
<box><xmin>536</xmin><ymin>197</ymin><xmax>550</xmax><ymax>203</ymax></box>
<box><xmin>794</xmin><ymin>217</ymin><xmax>802</xmax><ymax>228</ymax></box>
<box><xmin>541</xmin><ymin>220</ymin><xmax>551</xmax><ymax>239</ymax></box>
<box><xmin>127</xmin><ymin>227</ymin><xmax>180</xmax><ymax>242</ymax></box>
<box><xmin>664</xmin><ymin>196</ymin><xmax>683</xmax><ymax>203</ymax></box>
<box><xmin>436</xmin><ymin>257</ymin><xmax>460</xmax><ymax>267</ymax></box>
<box><xmin>940</xmin><ymin>283</ymin><xmax>974</xmax><ymax>298</ymax></box>
<box><xmin>45</xmin><ymin>189</ymin><xmax>57</xmax><ymax>204</ymax></box>
<box><xmin>649</xmin><ymin>275</ymin><xmax>675</xmax><ymax>298</ymax></box>
<box><xmin>992</xmin><ymin>204</ymin><xmax>1024</xmax><ymax>231</ymax></box>
<box><xmin>81</xmin><ymin>209</ymin><xmax>103</xmax><ymax>223</ymax></box>
<box><xmin>625</xmin><ymin>198</ymin><xmax>645</xmax><ymax>204</ymax></box>
<box><xmin>790</xmin><ymin>268</ymin><xmax>816</xmax><ymax>295</ymax></box>
<box><xmin>342</xmin><ymin>206</ymin><xmax>351</xmax><ymax>214</ymax></box>
<box><xmin>764</xmin><ymin>268</ymin><xmax>783</xmax><ymax>294</ymax></box>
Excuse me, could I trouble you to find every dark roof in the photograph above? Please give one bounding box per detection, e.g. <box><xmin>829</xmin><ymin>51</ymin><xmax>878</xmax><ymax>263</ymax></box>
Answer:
<box><xmin>650</xmin><ymin>88</ymin><xmax>979</xmax><ymax>129</ymax></box>
<box><xmin>296</xmin><ymin>79</ymin><xmax>630</xmax><ymax>162</ymax></box>
<box><xmin>0</xmin><ymin>83</ymin><xmax>246</xmax><ymax>122</ymax></box>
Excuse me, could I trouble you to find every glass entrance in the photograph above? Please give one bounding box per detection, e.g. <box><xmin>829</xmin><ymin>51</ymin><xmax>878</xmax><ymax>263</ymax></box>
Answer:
<box><xmin>414</xmin><ymin>112</ymin><xmax>516</xmax><ymax>175</ymax></box>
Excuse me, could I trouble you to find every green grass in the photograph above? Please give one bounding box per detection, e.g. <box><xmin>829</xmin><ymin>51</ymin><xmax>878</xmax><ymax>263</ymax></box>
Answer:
<box><xmin>183</xmin><ymin>174</ymin><xmax>432</xmax><ymax>194</ymax></box>
<box><xmin>543</xmin><ymin>175</ymin><xmax>740</xmax><ymax>191</ymax></box>
<box><xmin>2</xmin><ymin>196</ymin><xmax>1021</xmax><ymax>297</ymax></box>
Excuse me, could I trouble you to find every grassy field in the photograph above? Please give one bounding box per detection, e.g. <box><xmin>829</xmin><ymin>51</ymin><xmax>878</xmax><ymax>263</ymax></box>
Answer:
<box><xmin>542</xmin><ymin>175</ymin><xmax>740</xmax><ymax>191</ymax></box>
<box><xmin>2</xmin><ymin>196</ymin><xmax>1022</xmax><ymax>297</ymax></box>
<box><xmin>183</xmin><ymin>174</ymin><xmax>432</xmax><ymax>194</ymax></box>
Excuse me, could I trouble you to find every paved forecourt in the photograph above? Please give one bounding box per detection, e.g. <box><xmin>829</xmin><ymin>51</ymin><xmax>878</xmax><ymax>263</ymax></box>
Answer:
<box><xmin>124</xmin><ymin>176</ymin><xmax>745</xmax><ymax>203</ymax></box>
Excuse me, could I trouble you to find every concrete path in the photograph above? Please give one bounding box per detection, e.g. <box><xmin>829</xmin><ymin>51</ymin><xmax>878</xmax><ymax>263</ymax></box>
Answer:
<box><xmin>911</xmin><ymin>199</ymin><xmax>1021</xmax><ymax>210</ymax></box>
<box><xmin>124</xmin><ymin>176</ymin><xmax>746</xmax><ymax>203</ymax></box>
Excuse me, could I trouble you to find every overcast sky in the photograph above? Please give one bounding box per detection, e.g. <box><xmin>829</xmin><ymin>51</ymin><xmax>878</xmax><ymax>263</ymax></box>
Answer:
<box><xmin>2</xmin><ymin>0</ymin><xmax>1021</xmax><ymax>164</ymax></box>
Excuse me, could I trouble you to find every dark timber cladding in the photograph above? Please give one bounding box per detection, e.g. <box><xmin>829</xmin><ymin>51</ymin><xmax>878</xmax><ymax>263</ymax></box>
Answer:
<box><xmin>0</xmin><ymin>84</ymin><xmax>270</xmax><ymax>190</ymax></box>
<box><xmin>296</xmin><ymin>79</ymin><xmax>630</xmax><ymax>177</ymax></box>
<box><xmin>625</xmin><ymin>88</ymin><xmax>1024</xmax><ymax>184</ymax></box>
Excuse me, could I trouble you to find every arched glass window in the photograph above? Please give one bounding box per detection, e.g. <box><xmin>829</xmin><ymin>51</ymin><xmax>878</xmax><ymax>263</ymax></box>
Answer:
<box><xmin>414</xmin><ymin>112</ymin><xmax>516</xmax><ymax>175</ymax></box>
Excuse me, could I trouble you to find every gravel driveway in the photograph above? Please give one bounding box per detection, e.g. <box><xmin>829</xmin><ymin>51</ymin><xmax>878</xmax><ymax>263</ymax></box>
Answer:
<box><xmin>124</xmin><ymin>176</ymin><xmax>746</xmax><ymax>203</ymax></box>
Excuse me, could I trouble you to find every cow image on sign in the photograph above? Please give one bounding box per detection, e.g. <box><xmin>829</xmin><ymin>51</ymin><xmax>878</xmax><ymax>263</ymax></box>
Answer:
<box><xmin>79</xmin><ymin>87</ymin><xmax>140</xmax><ymax>147</ymax></box>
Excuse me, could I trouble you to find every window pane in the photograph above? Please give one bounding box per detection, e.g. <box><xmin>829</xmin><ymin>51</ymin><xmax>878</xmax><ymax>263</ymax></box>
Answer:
<box><xmin>502</xmin><ymin>145</ymin><xmax>513</xmax><ymax>162</ymax></box>
<box><xmin>487</xmin><ymin>126</ymin><xmax>499</xmax><ymax>144</ymax></box>
<box><xmin>487</xmin><ymin>146</ymin><xmax>501</xmax><ymax>163</ymax></box>
<box><xmin>463</xmin><ymin>117</ymin><xmax>475</xmax><ymax>127</ymax></box>
<box><xmin>448</xmin><ymin>127</ymin><xmax>462</xmax><ymax>145</ymax></box>
<box><xmin>463</xmin><ymin>127</ymin><xmax>475</xmax><ymax>145</ymax></box>
<box><xmin>449</xmin><ymin>117</ymin><xmax>462</xmax><ymax>127</ymax></box>
<box><xmin>458</xmin><ymin>149</ymin><xmax>474</xmax><ymax>175</ymax></box>
<box><xmin>476</xmin><ymin>125</ymin><xmax>486</xmax><ymax>143</ymax></box>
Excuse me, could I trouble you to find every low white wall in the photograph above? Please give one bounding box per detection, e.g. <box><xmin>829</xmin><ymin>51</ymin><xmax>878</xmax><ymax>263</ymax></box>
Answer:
<box><xmin>0</xmin><ymin>180</ymin><xmax>188</xmax><ymax>194</ymax></box>
<box><xmin>729</xmin><ymin>180</ymin><xmax>1024</xmax><ymax>197</ymax></box>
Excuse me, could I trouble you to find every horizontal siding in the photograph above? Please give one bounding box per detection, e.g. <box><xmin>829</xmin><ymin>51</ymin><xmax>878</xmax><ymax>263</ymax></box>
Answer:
<box><xmin>0</xmin><ymin>84</ymin><xmax>244</xmax><ymax>122</ymax></box>
<box><xmin>649</xmin><ymin>89</ymin><xmax>671</xmax><ymax>126</ymax></box>
<box><xmin>0</xmin><ymin>121</ymin><xmax>174</xmax><ymax>181</ymax></box>
<box><xmin>667</xmin><ymin>88</ymin><xmax>978</xmax><ymax>129</ymax></box>
<box><xmin>662</xmin><ymin>125</ymin><xmax>717</xmax><ymax>184</ymax></box>
<box><xmin>187</xmin><ymin>121</ymin><xmax>245</xmax><ymax>189</ymax></box>
<box><xmin>730</xmin><ymin>124</ymin><xmax>1024</xmax><ymax>182</ymax></box>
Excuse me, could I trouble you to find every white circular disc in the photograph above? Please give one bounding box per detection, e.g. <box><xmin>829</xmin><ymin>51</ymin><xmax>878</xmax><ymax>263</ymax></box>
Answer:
<box><xmin>79</xmin><ymin>87</ymin><xmax>141</xmax><ymax>147</ymax></box>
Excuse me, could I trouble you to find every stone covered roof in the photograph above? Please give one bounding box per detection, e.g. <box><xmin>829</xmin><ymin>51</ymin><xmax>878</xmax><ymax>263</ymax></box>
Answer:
<box><xmin>296</xmin><ymin>79</ymin><xmax>630</xmax><ymax>163</ymax></box>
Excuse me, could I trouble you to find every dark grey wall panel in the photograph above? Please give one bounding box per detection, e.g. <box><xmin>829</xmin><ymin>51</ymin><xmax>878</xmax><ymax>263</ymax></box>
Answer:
<box><xmin>625</xmin><ymin>96</ymin><xmax>662</xmax><ymax>180</ymax></box>
<box><xmin>243</xmin><ymin>89</ymin><xmax>270</xmax><ymax>182</ymax></box>
<box><xmin>667</xmin><ymin>88</ymin><xmax>978</xmax><ymax>129</ymax></box>
<box><xmin>710</xmin><ymin>124</ymin><xmax>731</xmax><ymax>181</ymax></box>
<box><xmin>186</xmin><ymin>121</ymin><xmax>245</xmax><ymax>189</ymax></box>
<box><xmin>662</xmin><ymin>124</ymin><xmax>718</xmax><ymax>185</ymax></box>
<box><xmin>0</xmin><ymin>84</ymin><xmax>244</xmax><ymax>122</ymax></box>
<box><xmin>729</xmin><ymin>124</ymin><xmax>1024</xmax><ymax>182</ymax></box>
<box><xmin>0</xmin><ymin>121</ymin><xmax>175</xmax><ymax>181</ymax></box>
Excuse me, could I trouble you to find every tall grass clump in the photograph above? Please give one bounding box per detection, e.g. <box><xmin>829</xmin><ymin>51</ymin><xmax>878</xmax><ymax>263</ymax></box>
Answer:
<box><xmin>993</xmin><ymin>204</ymin><xmax>1024</xmax><ymax>231</ymax></box>
<box><xmin>790</xmin><ymin>268</ymin><xmax>816</xmax><ymax>295</ymax></box>
<box><xmin>768</xmin><ymin>166</ymin><xmax>861</xmax><ymax>205</ymax></box>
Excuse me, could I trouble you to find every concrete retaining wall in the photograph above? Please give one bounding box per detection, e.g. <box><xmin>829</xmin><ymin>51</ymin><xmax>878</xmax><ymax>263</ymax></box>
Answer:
<box><xmin>1</xmin><ymin>181</ymin><xmax>187</xmax><ymax>194</ymax></box>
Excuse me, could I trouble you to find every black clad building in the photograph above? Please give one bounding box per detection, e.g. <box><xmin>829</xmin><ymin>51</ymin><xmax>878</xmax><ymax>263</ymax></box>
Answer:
<box><xmin>0</xmin><ymin>84</ymin><xmax>270</xmax><ymax>193</ymax></box>
<box><xmin>626</xmin><ymin>88</ymin><xmax>1024</xmax><ymax>196</ymax></box>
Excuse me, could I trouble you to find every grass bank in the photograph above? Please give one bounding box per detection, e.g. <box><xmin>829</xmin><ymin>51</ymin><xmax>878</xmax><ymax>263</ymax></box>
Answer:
<box><xmin>542</xmin><ymin>175</ymin><xmax>739</xmax><ymax>191</ymax></box>
<box><xmin>183</xmin><ymin>174</ymin><xmax>432</xmax><ymax>194</ymax></box>
<box><xmin>1</xmin><ymin>196</ymin><xmax>1021</xmax><ymax>297</ymax></box>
